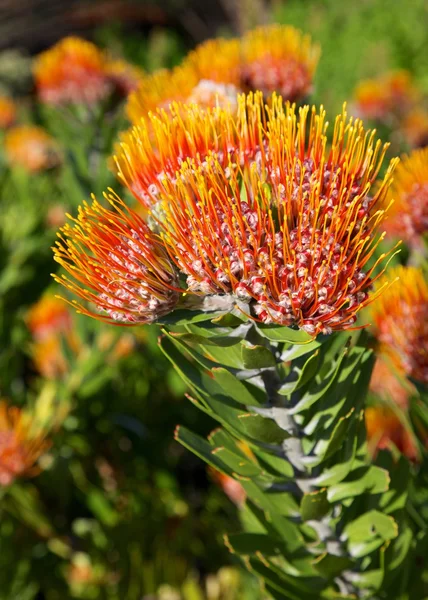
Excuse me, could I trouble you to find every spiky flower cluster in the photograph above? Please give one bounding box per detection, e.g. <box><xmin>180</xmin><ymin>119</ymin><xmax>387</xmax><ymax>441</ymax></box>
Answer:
<box><xmin>53</xmin><ymin>195</ymin><xmax>179</xmax><ymax>324</ymax></box>
<box><xmin>384</xmin><ymin>148</ymin><xmax>428</xmax><ymax>243</ymax></box>
<box><xmin>371</xmin><ymin>266</ymin><xmax>428</xmax><ymax>385</ymax></box>
<box><xmin>0</xmin><ymin>401</ymin><xmax>48</xmax><ymax>486</ymax></box>
<box><xmin>33</xmin><ymin>37</ymin><xmax>142</xmax><ymax>105</ymax></box>
<box><xmin>4</xmin><ymin>125</ymin><xmax>60</xmax><ymax>172</ymax></box>
<box><xmin>126</xmin><ymin>25</ymin><xmax>319</xmax><ymax>123</ymax></box>
<box><xmin>55</xmin><ymin>94</ymin><xmax>397</xmax><ymax>335</ymax></box>
<box><xmin>115</xmin><ymin>98</ymin><xmax>266</xmax><ymax>208</ymax></box>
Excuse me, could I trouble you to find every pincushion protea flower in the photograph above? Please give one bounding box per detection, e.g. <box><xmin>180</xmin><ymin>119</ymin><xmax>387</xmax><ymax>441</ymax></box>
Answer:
<box><xmin>383</xmin><ymin>147</ymin><xmax>428</xmax><ymax>243</ymax></box>
<box><xmin>353</xmin><ymin>70</ymin><xmax>418</xmax><ymax>122</ymax></box>
<box><xmin>4</xmin><ymin>125</ymin><xmax>60</xmax><ymax>172</ymax></box>
<box><xmin>126</xmin><ymin>25</ymin><xmax>319</xmax><ymax>124</ymax></box>
<box><xmin>0</xmin><ymin>401</ymin><xmax>49</xmax><ymax>486</ymax></box>
<box><xmin>240</xmin><ymin>24</ymin><xmax>320</xmax><ymax>101</ymax></box>
<box><xmin>155</xmin><ymin>95</ymin><xmax>397</xmax><ymax>334</ymax></box>
<box><xmin>56</xmin><ymin>94</ymin><xmax>397</xmax><ymax>335</ymax></box>
<box><xmin>34</xmin><ymin>36</ymin><xmax>111</xmax><ymax>105</ymax></box>
<box><xmin>115</xmin><ymin>98</ymin><xmax>265</xmax><ymax>209</ymax></box>
<box><xmin>0</xmin><ymin>96</ymin><xmax>16</xmax><ymax>128</ymax></box>
<box><xmin>53</xmin><ymin>194</ymin><xmax>179</xmax><ymax>324</ymax></box>
<box><xmin>365</xmin><ymin>405</ymin><xmax>417</xmax><ymax>460</ymax></box>
<box><xmin>371</xmin><ymin>266</ymin><xmax>428</xmax><ymax>385</ymax></box>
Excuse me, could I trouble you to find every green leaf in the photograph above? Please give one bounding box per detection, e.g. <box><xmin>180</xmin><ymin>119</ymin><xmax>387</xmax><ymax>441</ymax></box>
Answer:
<box><xmin>238</xmin><ymin>413</ymin><xmax>290</xmax><ymax>444</ymax></box>
<box><xmin>240</xmin><ymin>482</ymin><xmax>303</xmax><ymax>552</ymax></box>
<box><xmin>168</xmin><ymin>331</ymin><xmax>241</xmax><ymax>347</ymax></box>
<box><xmin>212</xmin><ymin>367</ymin><xmax>266</xmax><ymax>406</ymax></box>
<box><xmin>257</xmin><ymin>325</ymin><xmax>315</xmax><ymax>344</ymax></box>
<box><xmin>312</xmin><ymin>553</ymin><xmax>354</xmax><ymax>579</ymax></box>
<box><xmin>343</xmin><ymin>510</ymin><xmax>398</xmax><ymax>558</ymax></box>
<box><xmin>252</xmin><ymin>448</ymin><xmax>294</xmax><ymax>479</ymax></box>
<box><xmin>211</xmin><ymin>313</ymin><xmax>246</xmax><ymax>327</ymax></box>
<box><xmin>327</xmin><ymin>465</ymin><xmax>390</xmax><ymax>502</ymax></box>
<box><xmin>310</xmin><ymin>408</ymin><xmax>355</xmax><ymax>465</ymax></box>
<box><xmin>158</xmin><ymin>335</ymin><xmax>220</xmax><ymax>402</ymax></box>
<box><xmin>174</xmin><ymin>426</ymin><xmax>232</xmax><ymax>474</ymax></box>
<box><xmin>158</xmin><ymin>309</ymin><xmax>228</xmax><ymax>326</ymax></box>
<box><xmin>241</xmin><ymin>344</ymin><xmax>276</xmax><ymax>369</ymax></box>
<box><xmin>301</xmin><ymin>489</ymin><xmax>330</xmax><ymax>521</ymax></box>
<box><xmin>212</xmin><ymin>447</ymin><xmax>264</xmax><ymax>478</ymax></box>
<box><xmin>225</xmin><ymin>533</ymin><xmax>285</xmax><ymax>557</ymax></box>
<box><xmin>278</xmin><ymin>351</ymin><xmax>321</xmax><ymax>396</ymax></box>
<box><xmin>289</xmin><ymin>347</ymin><xmax>349</xmax><ymax>415</ymax></box>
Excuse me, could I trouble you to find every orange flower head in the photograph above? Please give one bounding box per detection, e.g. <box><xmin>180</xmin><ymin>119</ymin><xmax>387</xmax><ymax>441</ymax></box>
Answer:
<box><xmin>365</xmin><ymin>405</ymin><xmax>417</xmax><ymax>460</ymax></box>
<box><xmin>126</xmin><ymin>64</ymin><xmax>199</xmax><ymax>124</ymax></box>
<box><xmin>115</xmin><ymin>97</ymin><xmax>265</xmax><ymax>209</ymax></box>
<box><xmin>26</xmin><ymin>294</ymin><xmax>76</xmax><ymax>379</ymax></box>
<box><xmin>0</xmin><ymin>96</ymin><xmax>16</xmax><ymax>128</ymax></box>
<box><xmin>369</xmin><ymin>357</ymin><xmax>413</xmax><ymax>409</ymax></box>
<box><xmin>155</xmin><ymin>95</ymin><xmax>397</xmax><ymax>335</ymax></box>
<box><xmin>4</xmin><ymin>125</ymin><xmax>60</xmax><ymax>172</ymax></box>
<box><xmin>354</xmin><ymin>70</ymin><xmax>418</xmax><ymax>122</ymax></box>
<box><xmin>53</xmin><ymin>194</ymin><xmax>180</xmax><ymax>324</ymax></box>
<box><xmin>371</xmin><ymin>266</ymin><xmax>428</xmax><ymax>385</ymax></box>
<box><xmin>0</xmin><ymin>401</ymin><xmax>49</xmax><ymax>486</ymax></box>
<box><xmin>401</xmin><ymin>108</ymin><xmax>428</xmax><ymax>149</ymax></box>
<box><xmin>27</xmin><ymin>294</ymin><xmax>72</xmax><ymax>342</ymax></box>
<box><xmin>34</xmin><ymin>36</ymin><xmax>111</xmax><ymax>105</ymax></box>
<box><xmin>240</xmin><ymin>25</ymin><xmax>320</xmax><ymax>102</ymax></box>
<box><xmin>384</xmin><ymin>147</ymin><xmax>428</xmax><ymax>242</ymax></box>
<box><xmin>186</xmin><ymin>37</ymin><xmax>241</xmax><ymax>86</ymax></box>
<box><xmin>105</xmin><ymin>58</ymin><xmax>144</xmax><ymax>96</ymax></box>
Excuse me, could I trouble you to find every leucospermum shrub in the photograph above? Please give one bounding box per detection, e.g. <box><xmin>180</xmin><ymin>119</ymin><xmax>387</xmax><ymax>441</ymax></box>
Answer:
<box><xmin>52</xmin><ymin>82</ymin><xmax>428</xmax><ymax>598</ymax></box>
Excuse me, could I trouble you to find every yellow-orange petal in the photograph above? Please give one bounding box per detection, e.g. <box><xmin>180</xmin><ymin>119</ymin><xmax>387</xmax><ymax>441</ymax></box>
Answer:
<box><xmin>126</xmin><ymin>64</ymin><xmax>199</xmax><ymax>124</ymax></box>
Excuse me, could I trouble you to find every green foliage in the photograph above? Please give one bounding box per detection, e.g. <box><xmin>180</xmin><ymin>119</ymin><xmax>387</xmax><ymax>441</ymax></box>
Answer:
<box><xmin>160</xmin><ymin>316</ymin><xmax>426</xmax><ymax>598</ymax></box>
<box><xmin>275</xmin><ymin>0</ymin><xmax>428</xmax><ymax>113</ymax></box>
